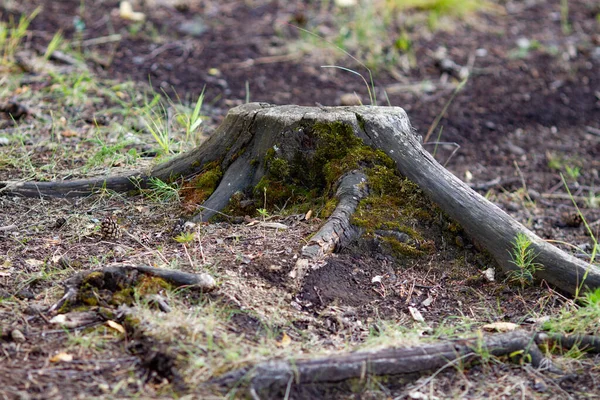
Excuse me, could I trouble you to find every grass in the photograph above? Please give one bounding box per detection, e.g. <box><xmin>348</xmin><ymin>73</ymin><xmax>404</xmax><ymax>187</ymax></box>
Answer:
<box><xmin>543</xmin><ymin>287</ymin><xmax>600</xmax><ymax>336</ymax></box>
<box><xmin>0</xmin><ymin>6</ymin><xmax>41</xmax><ymax>65</ymax></box>
<box><xmin>561</xmin><ymin>173</ymin><xmax>598</xmax><ymax>267</ymax></box>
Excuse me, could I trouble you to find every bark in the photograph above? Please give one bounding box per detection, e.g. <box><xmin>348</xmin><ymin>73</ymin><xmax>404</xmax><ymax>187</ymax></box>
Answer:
<box><xmin>2</xmin><ymin>103</ymin><xmax>599</xmax><ymax>294</ymax></box>
<box><xmin>536</xmin><ymin>332</ymin><xmax>600</xmax><ymax>353</ymax></box>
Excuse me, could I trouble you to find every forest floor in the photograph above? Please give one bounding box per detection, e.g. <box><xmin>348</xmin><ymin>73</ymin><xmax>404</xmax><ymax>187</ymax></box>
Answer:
<box><xmin>1</xmin><ymin>0</ymin><xmax>600</xmax><ymax>399</ymax></box>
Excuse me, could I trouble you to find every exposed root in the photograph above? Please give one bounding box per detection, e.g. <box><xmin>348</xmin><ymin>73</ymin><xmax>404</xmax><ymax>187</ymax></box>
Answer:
<box><xmin>290</xmin><ymin>170</ymin><xmax>368</xmax><ymax>281</ymax></box>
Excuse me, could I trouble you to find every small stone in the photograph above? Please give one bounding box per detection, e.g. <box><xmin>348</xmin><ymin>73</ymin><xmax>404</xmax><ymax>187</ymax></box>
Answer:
<box><xmin>506</xmin><ymin>141</ymin><xmax>526</xmax><ymax>156</ymax></box>
<box><xmin>527</xmin><ymin>189</ymin><xmax>540</xmax><ymax>200</ymax></box>
<box><xmin>482</xmin><ymin>267</ymin><xmax>495</xmax><ymax>282</ymax></box>
<box><xmin>533</xmin><ymin>378</ymin><xmax>547</xmax><ymax>392</ymax></box>
<box><xmin>11</xmin><ymin>329</ymin><xmax>26</xmax><ymax>343</ymax></box>
<box><xmin>178</xmin><ymin>18</ymin><xmax>207</xmax><ymax>37</ymax></box>
<box><xmin>339</xmin><ymin>93</ymin><xmax>362</xmax><ymax>106</ymax></box>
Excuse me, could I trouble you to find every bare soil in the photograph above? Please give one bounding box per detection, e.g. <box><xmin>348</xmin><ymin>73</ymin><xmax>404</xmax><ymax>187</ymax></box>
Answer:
<box><xmin>1</xmin><ymin>0</ymin><xmax>600</xmax><ymax>399</ymax></box>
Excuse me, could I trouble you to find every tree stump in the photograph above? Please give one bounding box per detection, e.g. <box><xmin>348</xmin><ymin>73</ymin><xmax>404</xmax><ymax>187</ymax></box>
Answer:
<box><xmin>2</xmin><ymin>103</ymin><xmax>599</xmax><ymax>294</ymax></box>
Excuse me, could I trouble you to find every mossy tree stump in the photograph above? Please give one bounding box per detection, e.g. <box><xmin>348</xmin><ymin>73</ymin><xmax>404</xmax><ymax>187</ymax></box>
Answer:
<box><xmin>2</xmin><ymin>103</ymin><xmax>599</xmax><ymax>295</ymax></box>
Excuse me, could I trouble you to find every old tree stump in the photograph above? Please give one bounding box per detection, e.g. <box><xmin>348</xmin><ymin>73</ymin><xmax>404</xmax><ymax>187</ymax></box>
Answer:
<box><xmin>4</xmin><ymin>102</ymin><xmax>600</xmax><ymax>395</ymax></box>
<box><xmin>2</xmin><ymin>102</ymin><xmax>598</xmax><ymax>295</ymax></box>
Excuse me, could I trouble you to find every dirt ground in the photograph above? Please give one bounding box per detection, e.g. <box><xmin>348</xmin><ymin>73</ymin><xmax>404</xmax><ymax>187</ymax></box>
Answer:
<box><xmin>1</xmin><ymin>0</ymin><xmax>600</xmax><ymax>399</ymax></box>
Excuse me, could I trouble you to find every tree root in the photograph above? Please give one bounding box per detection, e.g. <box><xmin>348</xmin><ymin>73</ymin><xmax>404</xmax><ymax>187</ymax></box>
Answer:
<box><xmin>290</xmin><ymin>170</ymin><xmax>368</xmax><ymax>281</ymax></box>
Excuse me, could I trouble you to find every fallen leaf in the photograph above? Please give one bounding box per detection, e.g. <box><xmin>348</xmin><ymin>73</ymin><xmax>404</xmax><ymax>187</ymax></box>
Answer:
<box><xmin>304</xmin><ymin>209</ymin><xmax>313</xmax><ymax>220</ymax></box>
<box><xmin>50</xmin><ymin>352</ymin><xmax>73</xmax><ymax>363</ymax></box>
<box><xmin>106</xmin><ymin>320</ymin><xmax>126</xmax><ymax>334</ymax></box>
<box><xmin>482</xmin><ymin>322</ymin><xmax>519</xmax><ymax>332</ymax></box>
<box><xmin>482</xmin><ymin>267</ymin><xmax>495</xmax><ymax>282</ymax></box>
<box><xmin>50</xmin><ymin>314</ymin><xmax>67</xmax><ymax>324</ymax></box>
<box><xmin>258</xmin><ymin>222</ymin><xmax>288</xmax><ymax>230</ymax></box>
<box><xmin>61</xmin><ymin>129</ymin><xmax>79</xmax><ymax>138</ymax></box>
<box><xmin>25</xmin><ymin>259</ymin><xmax>44</xmax><ymax>267</ymax></box>
<box><xmin>408</xmin><ymin>306</ymin><xmax>425</xmax><ymax>322</ymax></box>
<box><xmin>277</xmin><ymin>332</ymin><xmax>292</xmax><ymax>348</ymax></box>
<box><xmin>119</xmin><ymin>1</ymin><xmax>146</xmax><ymax>21</ymax></box>
<box><xmin>421</xmin><ymin>297</ymin><xmax>433</xmax><ymax>307</ymax></box>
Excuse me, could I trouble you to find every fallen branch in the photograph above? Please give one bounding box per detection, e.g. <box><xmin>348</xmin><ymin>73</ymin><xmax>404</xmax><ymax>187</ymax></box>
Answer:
<box><xmin>48</xmin><ymin>265</ymin><xmax>216</xmax><ymax>314</ymax></box>
<box><xmin>211</xmin><ymin>330</ymin><xmax>557</xmax><ymax>397</ymax></box>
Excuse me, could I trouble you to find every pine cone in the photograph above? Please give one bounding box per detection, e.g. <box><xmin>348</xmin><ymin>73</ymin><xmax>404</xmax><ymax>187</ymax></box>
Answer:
<box><xmin>100</xmin><ymin>215</ymin><xmax>122</xmax><ymax>240</ymax></box>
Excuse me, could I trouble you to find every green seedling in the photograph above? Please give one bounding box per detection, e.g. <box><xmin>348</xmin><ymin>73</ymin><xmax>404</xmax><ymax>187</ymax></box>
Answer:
<box><xmin>169</xmin><ymin>88</ymin><xmax>206</xmax><ymax>147</ymax></box>
<box><xmin>293</xmin><ymin>25</ymin><xmax>377</xmax><ymax>105</ymax></box>
<box><xmin>564</xmin><ymin>165</ymin><xmax>580</xmax><ymax>181</ymax></box>
<box><xmin>561</xmin><ymin>0</ymin><xmax>571</xmax><ymax>34</ymax></box>
<box><xmin>543</xmin><ymin>287</ymin><xmax>600</xmax><ymax>338</ymax></box>
<box><xmin>561</xmin><ymin>174</ymin><xmax>598</xmax><ymax>299</ymax></box>
<box><xmin>506</xmin><ymin>233</ymin><xmax>543</xmax><ymax>288</ymax></box>
<box><xmin>175</xmin><ymin>232</ymin><xmax>195</xmax><ymax>244</ymax></box>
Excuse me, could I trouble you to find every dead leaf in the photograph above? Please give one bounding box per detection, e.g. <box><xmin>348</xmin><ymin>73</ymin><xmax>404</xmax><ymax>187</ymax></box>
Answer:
<box><xmin>482</xmin><ymin>322</ymin><xmax>519</xmax><ymax>332</ymax></box>
<box><xmin>106</xmin><ymin>320</ymin><xmax>126</xmax><ymax>334</ymax></box>
<box><xmin>277</xmin><ymin>332</ymin><xmax>292</xmax><ymax>348</ymax></box>
<box><xmin>408</xmin><ymin>306</ymin><xmax>425</xmax><ymax>322</ymax></box>
<box><xmin>50</xmin><ymin>311</ymin><xmax>102</xmax><ymax>328</ymax></box>
<box><xmin>421</xmin><ymin>297</ymin><xmax>433</xmax><ymax>307</ymax></box>
<box><xmin>25</xmin><ymin>259</ymin><xmax>44</xmax><ymax>267</ymax></box>
<box><xmin>304</xmin><ymin>209</ymin><xmax>312</xmax><ymax>220</ymax></box>
<box><xmin>258</xmin><ymin>222</ymin><xmax>288</xmax><ymax>230</ymax></box>
<box><xmin>119</xmin><ymin>1</ymin><xmax>146</xmax><ymax>21</ymax></box>
<box><xmin>61</xmin><ymin>129</ymin><xmax>79</xmax><ymax>138</ymax></box>
<box><xmin>482</xmin><ymin>267</ymin><xmax>495</xmax><ymax>282</ymax></box>
<box><xmin>50</xmin><ymin>352</ymin><xmax>73</xmax><ymax>363</ymax></box>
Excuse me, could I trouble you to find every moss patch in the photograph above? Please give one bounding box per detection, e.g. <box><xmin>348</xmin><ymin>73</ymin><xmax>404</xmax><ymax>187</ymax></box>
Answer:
<box><xmin>244</xmin><ymin>120</ymin><xmax>400</xmax><ymax>217</ymax></box>
<box><xmin>180</xmin><ymin>162</ymin><xmax>223</xmax><ymax>214</ymax></box>
<box><xmin>58</xmin><ymin>269</ymin><xmax>175</xmax><ymax>313</ymax></box>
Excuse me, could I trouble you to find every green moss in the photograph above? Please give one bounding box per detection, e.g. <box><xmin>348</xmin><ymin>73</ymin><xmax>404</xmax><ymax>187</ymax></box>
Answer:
<box><xmin>381</xmin><ymin>236</ymin><xmax>423</xmax><ymax>257</ymax></box>
<box><xmin>250</xmin><ymin>121</ymin><xmax>400</xmax><ymax>215</ymax></box>
<box><xmin>82</xmin><ymin>271</ymin><xmax>105</xmax><ymax>287</ymax></box>
<box><xmin>193</xmin><ymin>164</ymin><xmax>222</xmax><ymax>192</ymax></box>
<box><xmin>136</xmin><ymin>275</ymin><xmax>173</xmax><ymax>295</ymax></box>
<box><xmin>320</xmin><ymin>198</ymin><xmax>339</xmax><ymax>219</ymax></box>
<box><xmin>110</xmin><ymin>288</ymin><xmax>135</xmax><ymax>306</ymax></box>
<box><xmin>183</xmin><ymin>163</ymin><xmax>223</xmax><ymax>205</ymax></box>
<box><xmin>268</xmin><ymin>157</ymin><xmax>290</xmax><ymax>180</ymax></box>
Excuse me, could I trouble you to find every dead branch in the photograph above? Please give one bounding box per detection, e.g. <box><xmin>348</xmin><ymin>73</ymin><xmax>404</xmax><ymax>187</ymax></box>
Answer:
<box><xmin>211</xmin><ymin>330</ymin><xmax>556</xmax><ymax>398</ymax></box>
